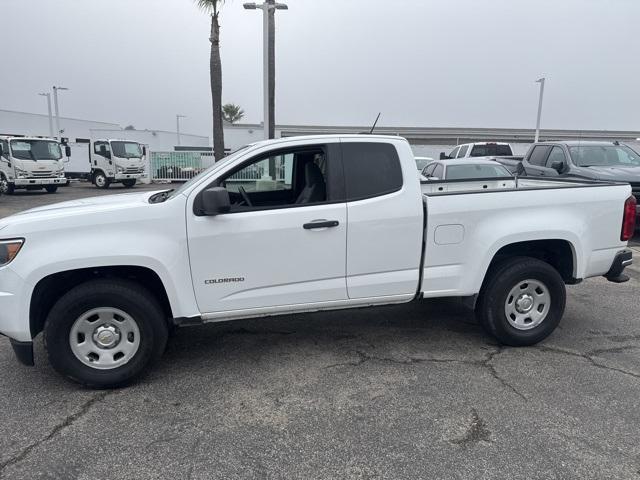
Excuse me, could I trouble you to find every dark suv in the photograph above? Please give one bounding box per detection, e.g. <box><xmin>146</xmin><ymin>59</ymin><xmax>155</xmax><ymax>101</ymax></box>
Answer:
<box><xmin>503</xmin><ymin>141</ymin><xmax>640</xmax><ymax>217</ymax></box>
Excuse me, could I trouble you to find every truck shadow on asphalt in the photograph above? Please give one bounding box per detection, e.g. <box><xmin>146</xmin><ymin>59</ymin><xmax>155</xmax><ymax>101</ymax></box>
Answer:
<box><xmin>158</xmin><ymin>298</ymin><xmax>494</xmax><ymax>372</ymax></box>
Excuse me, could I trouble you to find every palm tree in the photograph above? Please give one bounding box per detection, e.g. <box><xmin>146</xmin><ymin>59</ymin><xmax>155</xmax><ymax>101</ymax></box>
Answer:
<box><xmin>195</xmin><ymin>0</ymin><xmax>225</xmax><ymax>161</ymax></box>
<box><xmin>222</xmin><ymin>103</ymin><xmax>245</xmax><ymax>124</ymax></box>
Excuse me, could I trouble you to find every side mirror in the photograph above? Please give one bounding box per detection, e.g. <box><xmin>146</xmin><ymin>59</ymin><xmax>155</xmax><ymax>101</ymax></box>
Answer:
<box><xmin>550</xmin><ymin>161</ymin><xmax>564</xmax><ymax>173</ymax></box>
<box><xmin>0</xmin><ymin>144</ymin><xmax>3</xmax><ymax>156</ymax></box>
<box><xmin>200</xmin><ymin>187</ymin><xmax>231</xmax><ymax>216</ymax></box>
<box><xmin>439</xmin><ymin>152</ymin><xmax>447</xmax><ymax>160</ymax></box>
<box><xmin>65</xmin><ymin>146</ymin><xmax>71</xmax><ymax>157</ymax></box>
<box><xmin>142</xmin><ymin>146</ymin><xmax>147</xmax><ymax>156</ymax></box>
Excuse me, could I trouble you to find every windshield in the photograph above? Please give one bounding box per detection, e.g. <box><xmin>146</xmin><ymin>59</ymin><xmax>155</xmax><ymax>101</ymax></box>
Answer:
<box><xmin>470</xmin><ymin>144</ymin><xmax>512</xmax><ymax>157</ymax></box>
<box><xmin>415</xmin><ymin>158</ymin><xmax>431</xmax><ymax>170</ymax></box>
<box><xmin>446</xmin><ymin>164</ymin><xmax>513</xmax><ymax>180</ymax></box>
<box><xmin>164</xmin><ymin>145</ymin><xmax>254</xmax><ymax>200</ymax></box>
<box><xmin>111</xmin><ymin>141</ymin><xmax>143</xmax><ymax>158</ymax></box>
<box><xmin>569</xmin><ymin>145</ymin><xmax>640</xmax><ymax>167</ymax></box>
<box><xmin>10</xmin><ymin>139</ymin><xmax>62</xmax><ymax>161</ymax></box>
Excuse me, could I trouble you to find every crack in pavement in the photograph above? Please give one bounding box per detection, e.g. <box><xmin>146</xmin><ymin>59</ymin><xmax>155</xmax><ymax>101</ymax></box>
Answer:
<box><xmin>537</xmin><ymin>345</ymin><xmax>640</xmax><ymax>380</ymax></box>
<box><xmin>324</xmin><ymin>347</ymin><xmax>528</xmax><ymax>400</ymax></box>
<box><xmin>0</xmin><ymin>391</ymin><xmax>111</xmax><ymax>478</ymax></box>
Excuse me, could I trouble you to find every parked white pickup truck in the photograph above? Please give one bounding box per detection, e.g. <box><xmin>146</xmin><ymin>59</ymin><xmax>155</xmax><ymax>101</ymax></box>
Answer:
<box><xmin>0</xmin><ymin>135</ymin><xmax>635</xmax><ymax>388</ymax></box>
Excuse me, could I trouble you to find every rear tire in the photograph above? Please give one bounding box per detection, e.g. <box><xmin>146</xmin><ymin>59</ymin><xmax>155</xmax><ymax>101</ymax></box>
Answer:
<box><xmin>44</xmin><ymin>279</ymin><xmax>169</xmax><ymax>388</ymax></box>
<box><xmin>122</xmin><ymin>179</ymin><xmax>136</xmax><ymax>188</ymax></box>
<box><xmin>45</xmin><ymin>186</ymin><xmax>58</xmax><ymax>193</ymax></box>
<box><xmin>475</xmin><ymin>256</ymin><xmax>566</xmax><ymax>346</ymax></box>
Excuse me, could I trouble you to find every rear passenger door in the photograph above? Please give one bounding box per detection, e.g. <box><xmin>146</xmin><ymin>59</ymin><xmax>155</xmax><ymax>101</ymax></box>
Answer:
<box><xmin>341</xmin><ymin>139</ymin><xmax>424</xmax><ymax>299</ymax></box>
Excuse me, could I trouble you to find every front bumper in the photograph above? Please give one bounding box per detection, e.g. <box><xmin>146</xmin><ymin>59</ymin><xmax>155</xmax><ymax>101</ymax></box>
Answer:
<box><xmin>14</xmin><ymin>177</ymin><xmax>66</xmax><ymax>186</ymax></box>
<box><xmin>9</xmin><ymin>339</ymin><xmax>34</xmax><ymax>366</ymax></box>
<box><xmin>604</xmin><ymin>249</ymin><xmax>633</xmax><ymax>283</ymax></box>
<box><xmin>114</xmin><ymin>173</ymin><xmax>143</xmax><ymax>181</ymax></box>
<box><xmin>0</xmin><ymin>266</ymin><xmax>34</xmax><ymax>366</ymax></box>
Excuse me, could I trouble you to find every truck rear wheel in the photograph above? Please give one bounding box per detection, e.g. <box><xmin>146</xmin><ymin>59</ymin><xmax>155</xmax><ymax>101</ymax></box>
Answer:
<box><xmin>94</xmin><ymin>172</ymin><xmax>110</xmax><ymax>189</ymax></box>
<box><xmin>122</xmin><ymin>179</ymin><xmax>136</xmax><ymax>188</ymax></box>
<box><xmin>476</xmin><ymin>256</ymin><xmax>566</xmax><ymax>346</ymax></box>
<box><xmin>44</xmin><ymin>279</ymin><xmax>169</xmax><ymax>388</ymax></box>
<box><xmin>45</xmin><ymin>186</ymin><xmax>58</xmax><ymax>193</ymax></box>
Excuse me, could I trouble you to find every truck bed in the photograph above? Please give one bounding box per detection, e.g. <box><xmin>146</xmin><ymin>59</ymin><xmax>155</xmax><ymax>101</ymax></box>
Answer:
<box><xmin>421</xmin><ymin>176</ymin><xmax>619</xmax><ymax>195</ymax></box>
<box><xmin>419</xmin><ymin>177</ymin><xmax>631</xmax><ymax>298</ymax></box>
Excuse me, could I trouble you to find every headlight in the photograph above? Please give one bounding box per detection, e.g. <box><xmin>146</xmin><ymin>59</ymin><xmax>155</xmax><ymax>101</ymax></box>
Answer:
<box><xmin>0</xmin><ymin>239</ymin><xmax>24</xmax><ymax>267</ymax></box>
<box><xmin>116</xmin><ymin>167</ymin><xmax>124</xmax><ymax>174</ymax></box>
<box><xmin>57</xmin><ymin>170</ymin><xmax>66</xmax><ymax>177</ymax></box>
<box><xmin>15</xmin><ymin>168</ymin><xmax>27</xmax><ymax>179</ymax></box>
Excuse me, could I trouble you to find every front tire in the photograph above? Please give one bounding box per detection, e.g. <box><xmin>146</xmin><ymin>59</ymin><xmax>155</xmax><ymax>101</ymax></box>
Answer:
<box><xmin>93</xmin><ymin>172</ymin><xmax>110</xmax><ymax>189</ymax></box>
<box><xmin>122</xmin><ymin>179</ymin><xmax>136</xmax><ymax>188</ymax></box>
<box><xmin>476</xmin><ymin>256</ymin><xmax>566</xmax><ymax>346</ymax></box>
<box><xmin>45</xmin><ymin>186</ymin><xmax>58</xmax><ymax>193</ymax></box>
<box><xmin>0</xmin><ymin>176</ymin><xmax>15</xmax><ymax>195</ymax></box>
<box><xmin>44</xmin><ymin>279</ymin><xmax>169</xmax><ymax>388</ymax></box>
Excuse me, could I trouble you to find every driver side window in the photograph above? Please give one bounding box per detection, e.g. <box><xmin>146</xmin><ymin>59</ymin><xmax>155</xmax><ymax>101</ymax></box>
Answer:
<box><xmin>0</xmin><ymin>140</ymin><xmax>8</xmax><ymax>158</ymax></box>
<box><xmin>219</xmin><ymin>146</ymin><xmax>329</xmax><ymax>212</ymax></box>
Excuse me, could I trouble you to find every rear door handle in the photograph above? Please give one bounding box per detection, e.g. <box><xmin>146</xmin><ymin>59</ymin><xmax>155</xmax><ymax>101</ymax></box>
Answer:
<box><xmin>303</xmin><ymin>220</ymin><xmax>339</xmax><ymax>229</ymax></box>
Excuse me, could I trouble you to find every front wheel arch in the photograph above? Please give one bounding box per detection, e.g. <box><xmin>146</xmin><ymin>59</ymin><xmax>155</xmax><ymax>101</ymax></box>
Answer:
<box><xmin>30</xmin><ymin>266</ymin><xmax>174</xmax><ymax>340</ymax></box>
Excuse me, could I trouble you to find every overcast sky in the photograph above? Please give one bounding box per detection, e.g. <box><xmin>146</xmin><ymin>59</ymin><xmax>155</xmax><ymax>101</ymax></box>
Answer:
<box><xmin>2</xmin><ymin>0</ymin><xmax>639</xmax><ymax>138</ymax></box>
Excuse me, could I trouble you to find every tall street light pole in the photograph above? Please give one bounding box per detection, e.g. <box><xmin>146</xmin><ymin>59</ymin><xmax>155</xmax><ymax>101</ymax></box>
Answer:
<box><xmin>52</xmin><ymin>86</ymin><xmax>69</xmax><ymax>139</ymax></box>
<box><xmin>38</xmin><ymin>93</ymin><xmax>54</xmax><ymax>138</ymax></box>
<box><xmin>176</xmin><ymin>114</ymin><xmax>186</xmax><ymax>146</ymax></box>
<box><xmin>244</xmin><ymin>1</ymin><xmax>288</xmax><ymax>140</ymax></box>
<box><xmin>534</xmin><ymin>77</ymin><xmax>546</xmax><ymax>143</ymax></box>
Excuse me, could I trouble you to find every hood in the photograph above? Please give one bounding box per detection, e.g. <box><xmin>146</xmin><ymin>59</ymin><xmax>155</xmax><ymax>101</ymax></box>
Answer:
<box><xmin>582</xmin><ymin>165</ymin><xmax>640</xmax><ymax>182</ymax></box>
<box><xmin>13</xmin><ymin>158</ymin><xmax>64</xmax><ymax>172</ymax></box>
<box><xmin>0</xmin><ymin>190</ymin><xmax>165</xmax><ymax>231</ymax></box>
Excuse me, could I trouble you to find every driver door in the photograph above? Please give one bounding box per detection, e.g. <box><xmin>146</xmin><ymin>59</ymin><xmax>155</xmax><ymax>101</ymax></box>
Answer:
<box><xmin>187</xmin><ymin>141</ymin><xmax>348</xmax><ymax>315</ymax></box>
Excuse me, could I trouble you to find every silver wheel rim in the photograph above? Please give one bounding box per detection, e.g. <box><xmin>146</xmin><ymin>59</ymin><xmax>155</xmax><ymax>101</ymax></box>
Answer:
<box><xmin>69</xmin><ymin>307</ymin><xmax>141</xmax><ymax>370</ymax></box>
<box><xmin>0</xmin><ymin>178</ymin><xmax>7</xmax><ymax>194</ymax></box>
<box><xmin>504</xmin><ymin>279</ymin><xmax>550</xmax><ymax>330</ymax></box>
<box><xmin>95</xmin><ymin>175</ymin><xmax>106</xmax><ymax>187</ymax></box>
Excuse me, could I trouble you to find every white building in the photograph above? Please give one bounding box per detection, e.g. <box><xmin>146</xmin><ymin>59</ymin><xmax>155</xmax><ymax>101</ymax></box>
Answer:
<box><xmin>0</xmin><ymin>109</ymin><xmax>209</xmax><ymax>151</ymax></box>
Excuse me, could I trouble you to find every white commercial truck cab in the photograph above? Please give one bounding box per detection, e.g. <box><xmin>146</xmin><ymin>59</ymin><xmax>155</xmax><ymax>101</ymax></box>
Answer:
<box><xmin>0</xmin><ymin>135</ymin><xmax>634</xmax><ymax>388</ymax></box>
<box><xmin>0</xmin><ymin>137</ymin><xmax>70</xmax><ymax>194</ymax></box>
<box><xmin>89</xmin><ymin>139</ymin><xmax>146</xmax><ymax>189</ymax></box>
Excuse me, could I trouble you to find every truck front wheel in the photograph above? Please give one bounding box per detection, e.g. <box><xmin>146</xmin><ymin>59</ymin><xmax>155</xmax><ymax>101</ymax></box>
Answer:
<box><xmin>93</xmin><ymin>172</ymin><xmax>110</xmax><ymax>189</ymax></box>
<box><xmin>44</xmin><ymin>279</ymin><xmax>169</xmax><ymax>388</ymax></box>
<box><xmin>476</xmin><ymin>256</ymin><xmax>566</xmax><ymax>346</ymax></box>
<box><xmin>0</xmin><ymin>176</ymin><xmax>15</xmax><ymax>195</ymax></box>
<box><xmin>45</xmin><ymin>186</ymin><xmax>58</xmax><ymax>193</ymax></box>
<box><xmin>122</xmin><ymin>179</ymin><xmax>136</xmax><ymax>188</ymax></box>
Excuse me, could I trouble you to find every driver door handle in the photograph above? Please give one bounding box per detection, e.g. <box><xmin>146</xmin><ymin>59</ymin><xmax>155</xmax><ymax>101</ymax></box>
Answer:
<box><xmin>303</xmin><ymin>220</ymin><xmax>339</xmax><ymax>230</ymax></box>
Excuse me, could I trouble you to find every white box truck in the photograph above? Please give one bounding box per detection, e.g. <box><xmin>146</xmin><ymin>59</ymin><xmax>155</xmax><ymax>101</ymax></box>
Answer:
<box><xmin>66</xmin><ymin>139</ymin><xmax>146</xmax><ymax>188</ymax></box>
<box><xmin>0</xmin><ymin>137</ymin><xmax>70</xmax><ymax>194</ymax></box>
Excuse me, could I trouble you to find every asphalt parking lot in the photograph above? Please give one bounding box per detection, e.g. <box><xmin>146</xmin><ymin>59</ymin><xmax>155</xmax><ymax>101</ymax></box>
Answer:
<box><xmin>0</xmin><ymin>184</ymin><xmax>639</xmax><ymax>479</ymax></box>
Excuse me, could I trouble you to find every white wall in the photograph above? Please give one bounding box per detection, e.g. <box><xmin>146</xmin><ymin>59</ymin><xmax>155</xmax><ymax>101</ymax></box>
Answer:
<box><xmin>90</xmin><ymin>128</ymin><xmax>209</xmax><ymax>151</ymax></box>
<box><xmin>0</xmin><ymin>109</ymin><xmax>121</xmax><ymax>140</ymax></box>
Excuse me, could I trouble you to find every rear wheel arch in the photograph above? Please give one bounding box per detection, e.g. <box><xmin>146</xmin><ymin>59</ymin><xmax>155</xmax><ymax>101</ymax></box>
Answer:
<box><xmin>30</xmin><ymin>265</ymin><xmax>174</xmax><ymax>339</ymax></box>
<box><xmin>483</xmin><ymin>239</ymin><xmax>578</xmax><ymax>286</ymax></box>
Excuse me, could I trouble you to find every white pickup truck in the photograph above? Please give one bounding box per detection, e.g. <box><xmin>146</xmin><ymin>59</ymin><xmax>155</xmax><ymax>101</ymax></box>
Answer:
<box><xmin>0</xmin><ymin>135</ymin><xmax>635</xmax><ymax>388</ymax></box>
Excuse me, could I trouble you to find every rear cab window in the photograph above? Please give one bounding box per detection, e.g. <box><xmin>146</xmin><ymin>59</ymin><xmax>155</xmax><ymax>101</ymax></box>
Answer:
<box><xmin>341</xmin><ymin>142</ymin><xmax>403</xmax><ymax>200</ymax></box>
<box><xmin>470</xmin><ymin>144</ymin><xmax>513</xmax><ymax>157</ymax></box>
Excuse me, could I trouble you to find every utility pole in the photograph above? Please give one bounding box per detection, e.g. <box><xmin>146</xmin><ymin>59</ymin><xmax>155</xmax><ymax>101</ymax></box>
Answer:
<box><xmin>38</xmin><ymin>93</ymin><xmax>54</xmax><ymax>138</ymax></box>
<box><xmin>243</xmin><ymin>1</ymin><xmax>288</xmax><ymax>140</ymax></box>
<box><xmin>534</xmin><ymin>77</ymin><xmax>546</xmax><ymax>143</ymax></box>
<box><xmin>176</xmin><ymin>114</ymin><xmax>186</xmax><ymax>146</ymax></box>
<box><xmin>52</xmin><ymin>86</ymin><xmax>69</xmax><ymax>139</ymax></box>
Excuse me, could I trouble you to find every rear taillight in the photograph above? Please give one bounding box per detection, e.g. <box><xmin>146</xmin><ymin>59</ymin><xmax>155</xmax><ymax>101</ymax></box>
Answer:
<box><xmin>621</xmin><ymin>195</ymin><xmax>637</xmax><ymax>241</ymax></box>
